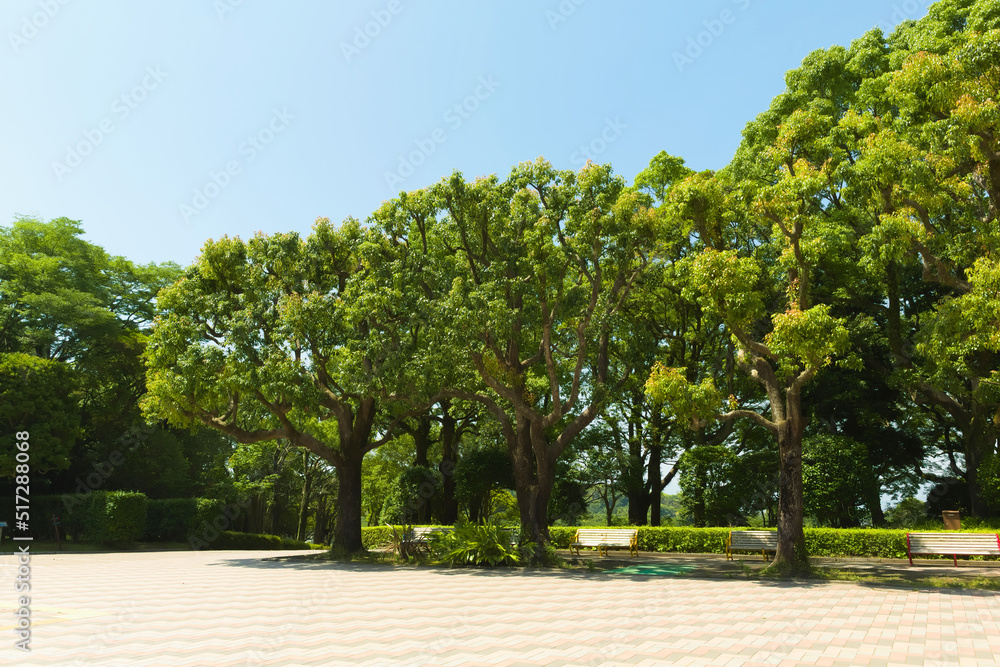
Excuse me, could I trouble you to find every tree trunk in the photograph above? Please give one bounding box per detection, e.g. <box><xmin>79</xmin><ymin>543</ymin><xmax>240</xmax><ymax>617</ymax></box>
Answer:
<box><xmin>328</xmin><ymin>399</ymin><xmax>377</xmax><ymax>553</ymax></box>
<box><xmin>509</xmin><ymin>418</ymin><xmax>555</xmax><ymax>552</ymax></box>
<box><xmin>648</xmin><ymin>443</ymin><xmax>663</xmax><ymax>526</ymax></box>
<box><xmin>296</xmin><ymin>451</ymin><xmax>313</xmax><ymax>542</ymax></box>
<box><xmin>515</xmin><ymin>472</ymin><xmax>554</xmax><ymax>549</ymax></box>
<box><xmin>439</xmin><ymin>405</ymin><xmax>458</xmax><ymax>525</ymax></box>
<box><xmin>627</xmin><ymin>454</ymin><xmax>649</xmax><ymax>525</ymax></box>
<box><xmin>332</xmin><ymin>458</ymin><xmax>364</xmax><ymax>553</ymax></box>
<box><xmin>269</xmin><ymin>477</ymin><xmax>281</xmax><ymax>535</ymax></box>
<box><xmin>867</xmin><ymin>480</ymin><xmax>886</xmax><ymax>527</ymax></box>
<box><xmin>313</xmin><ymin>494</ymin><xmax>328</xmax><ymax>545</ymax></box>
<box><xmin>771</xmin><ymin>418</ymin><xmax>809</xmax><ymax>571</ymax></box>
<box><xmin>412</xmin><ymin>415</ymin><xmax>432</xmax><ymax>468</ymax></box>
<box><xmin>624</xmin><ymin>400</ymin><xmax>649</xmax><ymax>525</ymax></box>
<box><xmin>691</xmin><ymin>461</ymin><xmax>707</xmax><ymax>528</ymax></box>
<box><xmin>965</xmin><ymin>403</ymin><xmax>998</xmax><ymax>517</ymax></box>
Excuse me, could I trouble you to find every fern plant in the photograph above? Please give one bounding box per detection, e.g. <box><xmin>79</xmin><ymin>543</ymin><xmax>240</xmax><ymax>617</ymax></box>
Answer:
<box><xmin>429</xmin><ymin>522</ymin><xmax>534</xmax><ymax>566</ymax></box>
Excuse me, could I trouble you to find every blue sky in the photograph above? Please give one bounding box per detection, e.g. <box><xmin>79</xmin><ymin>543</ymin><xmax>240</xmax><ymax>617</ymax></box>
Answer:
<box><xmin>2</xmin><ymin>0</ymin><xmax>934</xmax><ymax>266</ymax></box>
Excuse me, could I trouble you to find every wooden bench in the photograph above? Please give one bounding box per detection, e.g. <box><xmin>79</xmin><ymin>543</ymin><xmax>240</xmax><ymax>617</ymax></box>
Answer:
<box><xmin>906</xmin><ymin>532</ymin><xmax>1000</xmax><ymax>566</ymax></box>
<box><xmin>380</xmin><ymin>525</ymin><xmax>453</xmax><ymax>556</ymax></box>
<box><xmin>726</xmin><ymin>530</ymin><xmax>778</xmax><ymax>561</ymax></box>
<box><xmin>410</xmin><ymin>526</ymin><xmax>453</xmax><ymax>545</ymax></box>
<box><xmin>570</xmin><ymin>529</ymin><xmax>638</xmax><ymax>557</ymax></box>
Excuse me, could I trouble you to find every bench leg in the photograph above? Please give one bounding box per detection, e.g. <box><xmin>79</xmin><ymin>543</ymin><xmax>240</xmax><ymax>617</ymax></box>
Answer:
<box><xmin>953</xmin><ymin>554</ymin><xmax>958</xmax><ymax>567</ymax></box>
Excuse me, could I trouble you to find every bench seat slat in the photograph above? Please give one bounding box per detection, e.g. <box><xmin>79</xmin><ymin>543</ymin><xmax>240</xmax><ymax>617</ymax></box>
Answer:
<box><xmin>570</xmin><ymin>529</ymin><xmax>638</xmax><ymax>557</ymax></box>
<box><xmin>726</xmin><ymin>530</ymin><xmax>778</xmax><ymax>562</ymax></box>
<box><xmin>906</xmin><ymin>532</ymin><xmax>1000</xmax><ymax>566</ymax></box>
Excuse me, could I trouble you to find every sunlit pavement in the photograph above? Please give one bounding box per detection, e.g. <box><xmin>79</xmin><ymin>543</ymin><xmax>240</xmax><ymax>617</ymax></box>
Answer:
<box><xmin>1</xmin><ymin>549</ymin><xmax>998</xmax><ymax>666</ymax></box>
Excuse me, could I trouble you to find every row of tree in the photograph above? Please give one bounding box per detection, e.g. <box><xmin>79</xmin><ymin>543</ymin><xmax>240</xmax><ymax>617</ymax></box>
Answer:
<box><xmin>3</xmin><ymin>0</ymin><xmax>999</xmax><ymax>570</ymax></box>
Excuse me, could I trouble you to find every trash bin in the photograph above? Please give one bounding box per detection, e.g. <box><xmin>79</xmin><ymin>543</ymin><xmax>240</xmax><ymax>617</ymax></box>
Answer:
<box><xmin>942</xmin><ymin>510</ymin><xmax>960</xmax><ymax>530</ymax></box>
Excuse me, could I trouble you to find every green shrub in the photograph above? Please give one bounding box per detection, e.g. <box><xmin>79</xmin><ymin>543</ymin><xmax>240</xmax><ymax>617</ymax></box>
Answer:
<box><xmin>83</xmin><ymin>491</ymin><xmax>147</xmax><ymax>542</ymax></box>
<box><xmin>206</xmin><ymin>531</ymin><xmax>312</xmax><ymax>550</ymax></box>
<box><xmin>551</xmin><ymin>525</ymin><xmax>999</xmax><ymax>559</ymax></box>
<box><xmin>549</xmin><ymin>526</ymin><xmax>577</xmax><ymax>548</ymax></box>
<box><xmin>805</xmin><ymin>528</ymin><xmax>908</xmax><ymax>558</ymax></box>
<box><xmin>144</xmin><ymin>498</ymin><xmax>226</xmax><ymax>541</ymax></box>
<box><xmin>362</xmin><ymin>525</ymin><xmax>394</xmax><ymax>549</ymax></box>
<box><xmin>549</xmin><ymin>526</ymin><xmax>731</xmax><ymax>554</ymax></box>
<box><xmin>429</xmin><ymin>522</ymin><xmax>532</xmax><ymax>566</ymax></box>
<box><xmin>359</xmin><ymin>524</ymin><xmax>1000</xmax><ymax>559</ymax></box>
<box><xmin>640</xmin><ymin>527</ymin><xmax>733</xmax><ymax>553</ymax></box>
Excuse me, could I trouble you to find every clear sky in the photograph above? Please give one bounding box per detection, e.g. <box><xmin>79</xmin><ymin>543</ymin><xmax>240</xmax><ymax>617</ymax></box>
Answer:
<box><xmin>1</xmin><ymin>0</ymin><xmax>934</xmax><ymax>267</ymax></box>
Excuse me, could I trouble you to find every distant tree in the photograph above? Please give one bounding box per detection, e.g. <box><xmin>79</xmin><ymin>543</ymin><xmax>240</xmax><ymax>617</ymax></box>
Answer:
<box><xmin>454</xmin><ymin>448</ymin><xmax>514</xmax><ymax>524</ymax></box>
<box><xmin>885</xmin><ymin>497</ymin><xmax>927</xmax><ymax>529</ymax></box>
<box><xmin>0</xmin><ymin>216</ymin><xmax>180</xmax><ymax>489</ymax></box>
<box><xmin>0</xmin><ymin>353</ymin><xmax>80</xmax><ymax>476</ymax></box>
<box><xmin>802</xmin><ymin>434</ymin><xmax>878</xmax><ymax>528</ymax></box>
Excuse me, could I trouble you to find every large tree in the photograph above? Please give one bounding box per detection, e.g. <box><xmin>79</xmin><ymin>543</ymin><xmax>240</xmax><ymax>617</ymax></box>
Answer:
<box><xmin>365</xmin><ymin>159</ymin><xmax>654</xmax><ymax>553</ymax></box>
<box><xmin>142</xmin><ymin>219</ymin><xmax>420</xmax><ymax>552</ymax></box>
<box><xmin>647</xmin><ymin>0</ymin><xmax>1000</xmax><ymax>566</ymax></box>
<box><xmin>847</xmin><ymin>5</ymin><xmax>1000</xmax><ymax>515</ymax></box>
<box><xmin>646</xmin><ymin>160</ymin><xmax>859</xmax><ymax>570</ymax></box>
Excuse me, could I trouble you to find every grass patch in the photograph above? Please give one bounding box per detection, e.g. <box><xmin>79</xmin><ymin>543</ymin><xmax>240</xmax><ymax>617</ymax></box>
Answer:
<box><xmin>605</xmin><ymin>564</ymin><xmax>695</xmax><ymax>576</ymax></box>
<box><xmin>0</xmin><ymin>540</ymin><xmax>193</xmax><ymax>553</ymax></box>
<box><xmin>811</xmin><ymin>568</ymin><xmax>1000</xmax><ymax>590</ymax></box>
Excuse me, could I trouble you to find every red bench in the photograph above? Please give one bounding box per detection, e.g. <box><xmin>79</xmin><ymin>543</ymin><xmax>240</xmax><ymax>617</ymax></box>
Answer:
<box><xmin>906</xmin><ymin>532</ymin><xmax>1000</xmax><ymax>566</ymax></box>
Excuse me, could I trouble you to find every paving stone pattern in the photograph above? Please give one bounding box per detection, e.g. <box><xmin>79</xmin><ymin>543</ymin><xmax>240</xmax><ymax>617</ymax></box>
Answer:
<box><xmin>1</xmin><ymin>550</ymin><xmax>998</xmax><ymax>666</ymax></box>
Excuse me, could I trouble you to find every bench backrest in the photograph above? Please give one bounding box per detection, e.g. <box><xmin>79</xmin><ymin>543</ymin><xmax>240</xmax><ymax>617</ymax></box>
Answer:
<box><xmin>574</xmin><ymin>529</ymin><xmax>637</xmax><ymax>546</ymax></box>
<box><xmin>907</xmin><ymin>532</ymin><xmax>1000</xmax><ymax>555</ymax></box>
<box><xmin>729</xmin><ymin>530</ymin><xmax>778</xmax><ymax>550</ymax></box>
<box><xmin>411</xmin><ymin>526</ymin><xmax>453</xmax><ymax>540</ymax></box>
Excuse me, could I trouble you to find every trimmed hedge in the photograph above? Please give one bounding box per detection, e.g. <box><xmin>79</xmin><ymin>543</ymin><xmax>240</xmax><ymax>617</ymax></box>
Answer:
<box><xmin>275</xmin><ymin>524</ymin><xmax>1000</xmax><ymax>558</ymax></box>
<box><xmin>83</xmin><ymin>491</ymin><xmax>148</xmax><ymax>543</ymax></box>
<box><xmin>362</xmin><ymin>526</ymin><xmax>394</xmax><ymax>549</ymax></box>
<box><xmin>205</xmin><ymin>531</ymin><xmax>314</xmax><ymax>550</ymax></box>
<box><xmin>144</xmin><ymin>498</ymin><xmax>226</xmax><ymax>542</ymax></box>
<box><xmin>547</xmin><ymin>526</ymin><xmax>1000</xmax><ymax>559</ymax></box>
<box><xmin>805</xmin><ymin>528</ymin><xmax>907</xmax><ymax>558</ymax></box>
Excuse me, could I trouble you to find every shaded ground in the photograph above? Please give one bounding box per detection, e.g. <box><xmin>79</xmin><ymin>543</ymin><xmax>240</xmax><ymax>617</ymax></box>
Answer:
<box><xmin>2</xmin><ymin>549</ymin><xmax>998</xmax><ymax>665</ymax></box>
<box><xmin>557</xmin><ymin>550</ymin><xmax>1000</xmax><ymax>584</ymax></box>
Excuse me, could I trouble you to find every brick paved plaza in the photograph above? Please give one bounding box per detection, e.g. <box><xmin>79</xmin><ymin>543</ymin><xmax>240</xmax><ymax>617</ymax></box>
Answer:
<box><xmin>2</xmin><ymin>550</ymin><xmax>998</xmax><ymax>666</ymax></box>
